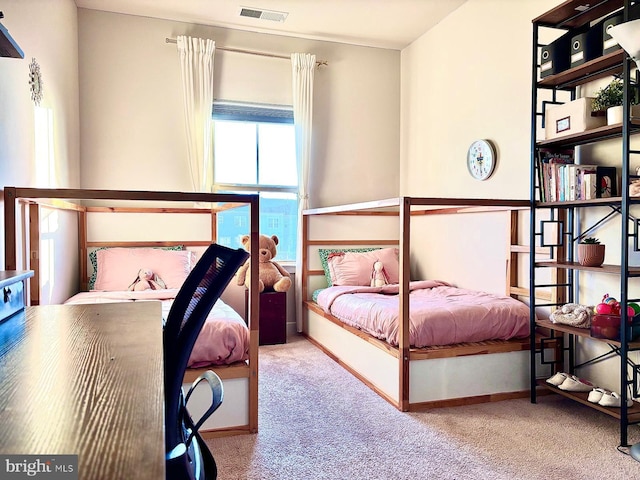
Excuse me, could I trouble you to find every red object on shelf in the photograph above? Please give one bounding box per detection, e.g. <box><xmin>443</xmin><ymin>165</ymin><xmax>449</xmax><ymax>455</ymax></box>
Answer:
<box><xmin>590</xmin><ymin>314</ymin><xmax>640</xmax><ymax>341</ymax></box>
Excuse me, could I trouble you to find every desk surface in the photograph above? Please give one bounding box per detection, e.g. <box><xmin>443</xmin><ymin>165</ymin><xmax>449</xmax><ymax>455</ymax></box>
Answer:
<box><xmin>0</xmin><ymin>302</ymin><xmax>165</xmax><ymax>479</ymax></box>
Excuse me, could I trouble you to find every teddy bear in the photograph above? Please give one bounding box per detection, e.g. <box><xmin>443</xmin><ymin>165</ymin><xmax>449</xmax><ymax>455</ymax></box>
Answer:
<box><xmin>235</xmin><ymin>234</ymin><xmax>291</xmax><ymax>293</ymax></box>
<box><xmin>127</xmin><ymin>268</ymin><xmax>166</xmax><ymax>291</ymax></box>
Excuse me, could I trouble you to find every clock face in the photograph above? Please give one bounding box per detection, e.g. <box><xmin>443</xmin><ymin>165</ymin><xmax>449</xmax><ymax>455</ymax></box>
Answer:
<box><xmin>467</xmin><ymin>139</ymin><xmax>496</xmax><ymax>180</ymax></box>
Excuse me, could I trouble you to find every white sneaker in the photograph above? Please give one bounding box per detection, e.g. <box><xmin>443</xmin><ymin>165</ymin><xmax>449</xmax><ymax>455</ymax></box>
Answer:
<box><xmin>598</xmin><ymin>391</ymin><xmax>634</xmax><ymax>408</ymax></box>
<box><xmin>557</xmin><ymin>375</ymin><xmax>594</xmax><ymax>392</ymax></box>
<box><xmin>546</xmin><ymin>372</ymin><xmax>569</xmax><ymax>386</ymax></box>
<box><xmin>587</xmin><ymin>388</ymin><xmax>608</xmax><ymax>403</ymax></box>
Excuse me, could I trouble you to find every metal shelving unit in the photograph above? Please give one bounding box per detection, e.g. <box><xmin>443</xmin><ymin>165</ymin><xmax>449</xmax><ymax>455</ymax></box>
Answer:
<box><xmin>529</xmin><ymin>0</ymin><xmax>640</xmax><ymax>448</ymax></box>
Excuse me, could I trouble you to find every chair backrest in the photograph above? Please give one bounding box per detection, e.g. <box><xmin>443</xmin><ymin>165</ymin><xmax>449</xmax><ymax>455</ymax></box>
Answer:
<box><xmin>163</xmin><ymin>243</ymin><xmax>249</xmax><ymax>452</ymax></box>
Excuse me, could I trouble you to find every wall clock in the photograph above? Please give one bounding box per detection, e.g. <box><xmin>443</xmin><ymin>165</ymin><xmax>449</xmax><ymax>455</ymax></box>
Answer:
<box><xmin>28</xmin><ymin>58</ymin><xmax>43</xmax><ymax>106</ymax></box>
<box><xmin>467</xmin><ymin>139</ymin><xmax>497</xmax><ymax>181</ymax></box>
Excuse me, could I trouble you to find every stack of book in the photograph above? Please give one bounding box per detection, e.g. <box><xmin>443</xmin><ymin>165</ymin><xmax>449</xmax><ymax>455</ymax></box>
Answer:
<box><xmin>536</xmin><ymin>148</ymin><xmax>617</xmax><ymax>202</ymax></box>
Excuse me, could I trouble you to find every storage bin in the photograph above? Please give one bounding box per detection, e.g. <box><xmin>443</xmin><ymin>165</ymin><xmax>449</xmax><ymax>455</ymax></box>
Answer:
<box><xmin>545</xmin><ymin>97</ymin><xmax>606</xmax><ymax>140</ymax></box>
<box><xmin>0</xmin><ymin>271</ymin><xmax>31</xmax><ymax>323</ymax></box>
<box><xmin>590</xmin><ymin>314</ymin><xmax>640</xmax><ymax>341</ymax></box>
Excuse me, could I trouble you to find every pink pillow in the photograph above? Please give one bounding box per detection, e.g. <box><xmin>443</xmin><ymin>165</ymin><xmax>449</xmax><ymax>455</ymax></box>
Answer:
<box><xmin>94</xmin><ymin>248</ymin><xmax>196</xmax><ymax>291</ymax></box>
<box><xmin>327</xmin><ymin>248</ymin><xmax>400</xmax><ymax>286</ymax></box>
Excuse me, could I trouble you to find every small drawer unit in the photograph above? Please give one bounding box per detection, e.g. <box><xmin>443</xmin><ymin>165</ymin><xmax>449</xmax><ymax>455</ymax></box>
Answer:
<box><xmin>0</xmin><ymin>271</ymin><xmax>33</xmax><ymax>323</ymax></box>
<box><xmin>245</xmin><ymin>290</ymin><xmax>287</xmax><ymax>345</ymax></box>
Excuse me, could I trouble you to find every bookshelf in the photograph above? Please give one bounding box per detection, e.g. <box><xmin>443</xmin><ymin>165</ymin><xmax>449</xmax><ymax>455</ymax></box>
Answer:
<box><xmin>529</xmin><ymin>0</ymin><xmax>640</xmax><ymax>450</ymax></box>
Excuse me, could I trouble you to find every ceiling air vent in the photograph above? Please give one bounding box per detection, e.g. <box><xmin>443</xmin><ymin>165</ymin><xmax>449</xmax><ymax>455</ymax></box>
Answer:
<box><xmin>239</xmin><ymin>7</ymin><xmax>288</xmax><ymax>23</ymax></box>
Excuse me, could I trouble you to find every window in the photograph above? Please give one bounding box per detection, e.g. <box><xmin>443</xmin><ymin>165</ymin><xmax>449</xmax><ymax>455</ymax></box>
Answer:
<box><xmin>213</xmin><ymin>102</ymin><xmax>298</xmax><ymax>261</ymax></box>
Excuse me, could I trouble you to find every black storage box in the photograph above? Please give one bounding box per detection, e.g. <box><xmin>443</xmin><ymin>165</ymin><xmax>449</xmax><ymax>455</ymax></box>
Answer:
<box><xmin>571</xmin><ymin>25</ymin><xmax>603</xmax><ymax>67</ymax></box>
<box><xmin>603</xmin><ymin>5</ymin><xmax>640</xmax><ymax>55</ymax></box>
<box><xmin>540</xmin><ymin>30</ymin><xmax>573</xmax><ymax>78</ymax></box>
<box><xmin>603</xmin><ymin>13</ymin><xmax>625</xmax><ymax>54</ymax></box>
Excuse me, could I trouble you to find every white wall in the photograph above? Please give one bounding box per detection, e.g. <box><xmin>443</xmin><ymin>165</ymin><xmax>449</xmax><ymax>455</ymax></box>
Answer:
<box><xmin>401</xmin><ymin>0</ymin><xmax>561</xmax><ymax>199</ymax></box>
<box><xmin>0</xmin><ymin>0</ymin><xmax>80</xmax><ymax>271</ymax></box>
<box><xmin>399</xmin><ymin>0</ymin><xmax>558</xmax><ymax>293</ymax></box>
<box><xmin>77</xmin><ymin>9</ymin><xmax>401</xmax><ymax>207</ymax></box>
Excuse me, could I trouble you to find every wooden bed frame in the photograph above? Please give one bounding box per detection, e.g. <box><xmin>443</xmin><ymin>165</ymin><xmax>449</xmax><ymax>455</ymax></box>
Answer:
<box><xmin>301</xmin><ymin>197</ymin><xmax>552</xmax><ymax>412</ymax></box>
<box><xmin>3</xmin><ymin>186</ymin><xmax>260</xmax><ymax>437</ymax></box>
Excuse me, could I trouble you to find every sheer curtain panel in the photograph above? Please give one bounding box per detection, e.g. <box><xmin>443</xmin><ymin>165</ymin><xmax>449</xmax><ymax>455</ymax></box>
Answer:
<box><xmin>291</xmin><ymin>53</ymin><xmax>316</xmax><ymax>331</ymax></box>
<box><xmin>177</xmin><ymin>36</ymin><xmax>215</xmax><ymax>192</ymax></box>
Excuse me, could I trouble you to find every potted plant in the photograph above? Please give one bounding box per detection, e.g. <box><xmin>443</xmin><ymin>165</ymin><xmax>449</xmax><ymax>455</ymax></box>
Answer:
<box><xmin>592</xmin><ymin>79</ymin><xmax>639</xmax><ymax>125</ymax></box>
<box><xmin>577</xmin><ymin>237</ymin><xmax>605</xmax><ymax>267</ymax></box>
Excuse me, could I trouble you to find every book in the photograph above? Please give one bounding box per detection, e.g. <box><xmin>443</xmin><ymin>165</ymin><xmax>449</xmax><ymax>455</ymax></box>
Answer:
<box><xmin>567</xmin><ymin>164</ymin><xmax>578</xmax><ymax>201</ymax></box>
<box><xmin>537</xmin><ymin>148</ymin><xmax>575</xmax><ymax>202</ymax></box>
<box><xmin>575</xmin><ymin>164</ymin><xmax>598</xmax><ymax>200</ymax></box>
<box><xmin>558</xmin><ymin>164</ymin><xmax>568</xmax><ymax>201</ymax></box>
<box><xmin>583</xmin><ymin>172</ymin><xmax>597</xmax><ymax>200</ymax></box>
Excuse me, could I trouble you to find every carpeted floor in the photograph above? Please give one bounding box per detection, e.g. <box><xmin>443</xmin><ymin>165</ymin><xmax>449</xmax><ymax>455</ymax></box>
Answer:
<box><xmin>207</xmin><ymin>335</ymin><xmax>640</xmax><ymax>479</ymax></box>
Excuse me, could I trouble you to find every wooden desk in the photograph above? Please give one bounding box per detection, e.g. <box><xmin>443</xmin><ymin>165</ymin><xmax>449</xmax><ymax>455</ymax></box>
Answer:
<box><xmin>0</xmin><ymin>302</ymin><xmax>165</xmax><ymax>479</ymax></box>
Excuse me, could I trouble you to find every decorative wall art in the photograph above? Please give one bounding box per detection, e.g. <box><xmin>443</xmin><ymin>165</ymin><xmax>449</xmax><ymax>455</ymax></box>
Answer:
<box><xmin>28</xmin><ymin>57</ymin><xmax>43</xmax><ymax>105</ymax></box>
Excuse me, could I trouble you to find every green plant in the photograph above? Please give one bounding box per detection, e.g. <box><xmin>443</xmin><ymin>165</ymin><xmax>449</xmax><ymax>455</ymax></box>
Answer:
<box><xmin>580</xmin><ymin>237</ymin><xmax>601</xmax><ymax>244</ymax></box>
<box><xmin>592</xmin><ymin>79</ymin><xmax>639</xmax><ymax>112</ymax></box>
<box><xmin>592</xmin><ymin>79</ymin><xmax>624</xmax><ymax>112</ymax></box>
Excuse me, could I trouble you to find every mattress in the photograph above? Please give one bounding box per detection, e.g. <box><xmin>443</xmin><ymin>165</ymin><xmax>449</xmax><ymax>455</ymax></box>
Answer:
<box><xmin>316</xmin><ymin>280</ymin><xmax>530</xmax><ymax>347</ymax></box>
<box><xmin>65</xmin><ymin>289</ymin><xmax>249</xmax><ymax>367</ymax></box>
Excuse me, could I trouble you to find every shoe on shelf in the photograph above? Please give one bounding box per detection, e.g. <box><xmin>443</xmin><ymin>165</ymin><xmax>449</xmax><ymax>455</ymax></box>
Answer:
<box><xmin>587</xmin><ymin>387</ymin><xmax>608</xmax><ymax>403</ymax></box>
<box><xmin>557</xmin><ymin>375</ymin><xmax>594</xmax><ymax>392</ymax></box>
<box><xmin>598</xmin><ymin>391</ymin><xmax>634</xmax><ymax>408</ymax></box>
<box><xmin>546</xmin><ymin>372</ymin><xmax>569</xmax><ymax>386</ymax></box>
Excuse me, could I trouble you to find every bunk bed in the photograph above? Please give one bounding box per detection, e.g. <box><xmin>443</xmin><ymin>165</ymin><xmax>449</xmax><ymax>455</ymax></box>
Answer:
<box><xmin>3</xmin><ymin>186</ymin><xmax>260</xmax><ymax>437</ymax></box>
<box><xmin>301</xmin><ymin>196</ymin><xmax>547</xmax><ymax>412</ymax></box>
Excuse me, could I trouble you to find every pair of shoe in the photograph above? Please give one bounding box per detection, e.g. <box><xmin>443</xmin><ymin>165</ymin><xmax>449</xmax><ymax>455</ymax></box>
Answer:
<box><xmin>546</xmin><ymin>372</ymin><xmax>594</xmax><ymax>392</ymax></box>
<box><xmin>546</xmin><ymin>372</ymin><xmax>569</xmax><ymax>386</ymax></box>
<box><xmin>587</xmin><ymin>388</ymin><xmax>634</xmax><ymax>408</ymax></box>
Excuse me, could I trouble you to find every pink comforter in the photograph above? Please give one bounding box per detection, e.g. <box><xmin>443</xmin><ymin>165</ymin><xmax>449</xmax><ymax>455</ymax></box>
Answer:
<box><xmin>316</xmin><ymin>280</ymin><xmax>530</xmax><ymax>347</ymax></box>
<box><xmin>65</xmin><ymin>290</ymin><xmax>249</xmax><ymax>367</ymax></box>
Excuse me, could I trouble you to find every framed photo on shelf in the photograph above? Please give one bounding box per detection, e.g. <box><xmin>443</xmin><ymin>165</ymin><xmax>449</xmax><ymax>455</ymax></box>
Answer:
<box><xmin>595</xmin><ymin>166</ymin><xmax>617</xmax><ymax>198</ymax></box>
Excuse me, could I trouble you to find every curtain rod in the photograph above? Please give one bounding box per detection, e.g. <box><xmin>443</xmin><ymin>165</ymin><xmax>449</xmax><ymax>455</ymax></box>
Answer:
<box><xmin>165</xmin><ymin>38</ymin><xmax>327</xmax><ymax>66</ymax></box>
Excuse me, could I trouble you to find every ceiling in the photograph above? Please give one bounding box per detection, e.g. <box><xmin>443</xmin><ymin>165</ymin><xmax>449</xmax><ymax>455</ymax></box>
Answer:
<box><xmin>74</xmin><ymin>0</ymin><xmax>467</xmax><ymax>50</ymax></box>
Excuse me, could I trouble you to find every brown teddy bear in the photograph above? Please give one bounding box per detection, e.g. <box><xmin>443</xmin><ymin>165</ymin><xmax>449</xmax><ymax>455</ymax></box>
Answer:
<box><xmin>236</xmin><ymin>234</ymin><xmax>291</xmax><ymax>292</ymax></box>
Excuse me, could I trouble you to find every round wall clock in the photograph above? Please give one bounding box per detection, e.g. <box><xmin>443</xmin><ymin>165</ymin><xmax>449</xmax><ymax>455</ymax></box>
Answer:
<box><xmin>467</xmin><ymin>139</ymin><xmax>497</xmax><ymax>181</ymax></box>
<box><xmin>28</xmin><ymin>58</ymin><xmax>43</xmax><ymax>106</ymax></box>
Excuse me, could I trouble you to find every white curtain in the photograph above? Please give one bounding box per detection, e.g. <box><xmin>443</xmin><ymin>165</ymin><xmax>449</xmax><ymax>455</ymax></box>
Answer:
<box><xmin>291</xmin><ymin>53</ymin><xmax>316</xmax><ymax>332</ymax></box>
<box><xmin>177</xmin><ymin>36</ymin><xmax>215</xmax><ymax>192</ymax></box>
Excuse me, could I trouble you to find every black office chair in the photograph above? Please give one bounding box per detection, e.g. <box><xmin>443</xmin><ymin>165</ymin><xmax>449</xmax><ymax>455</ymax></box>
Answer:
<box><xmin>164</xmin><ymin>243</ymin><xmax>249</xmax><ymax>480</ymax></box>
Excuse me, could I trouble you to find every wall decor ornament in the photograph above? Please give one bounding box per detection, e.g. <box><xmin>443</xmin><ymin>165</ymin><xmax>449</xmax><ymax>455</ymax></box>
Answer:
<box><xmin>28</xmin><ymin>58</ymin><xmax>42</xmax><ymax>105</ymax></box>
